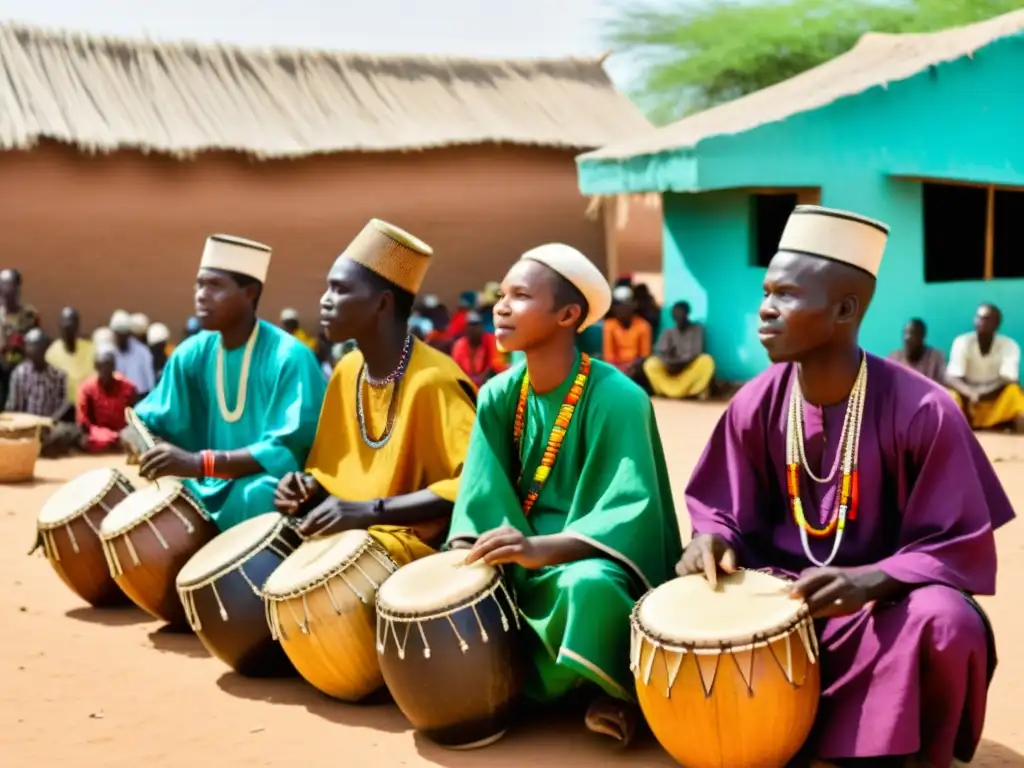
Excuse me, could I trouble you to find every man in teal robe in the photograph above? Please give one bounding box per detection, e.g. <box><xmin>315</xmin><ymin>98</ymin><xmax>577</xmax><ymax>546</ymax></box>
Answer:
<box><xmin>448</xmin><ymin>243</ymin><xmax>681</xmax><ymax>745</ymax></box>
<box><xmin>133</xmin><ymin>235</ymin><xmax>325</xmax><ymax>531</ymax></box>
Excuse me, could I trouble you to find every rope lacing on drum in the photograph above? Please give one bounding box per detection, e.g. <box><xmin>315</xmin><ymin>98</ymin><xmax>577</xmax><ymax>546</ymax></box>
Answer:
<box><xmin>324</xmin><ymin>579</ymin><xmax>344</xmax><ymax>614</ymax></box>
<box><xmin>145</xmin><ymin>518</ymin><xmax>169</xmax><ymax>550</ymax></box>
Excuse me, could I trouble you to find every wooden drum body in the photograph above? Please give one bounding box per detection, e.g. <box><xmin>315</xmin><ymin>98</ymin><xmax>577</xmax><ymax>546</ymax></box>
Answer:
<box><xmin>36</xmin><ymin>468</ymin><xmax>135</xmax><ymax>606</ymax></box>
<box><xmin>631</xmin><ymin>570</ymin><xmax>821</xmax><ymax>768</ymax></box>
<box><xmin>376</xmin><ymin>549</ymin><xmax>523</xmax><ymax>750</ymax></box>
<box><xmin>263</xmin><ymin>529</ymin><xmax>397</xmax><ymax>701</ymax></box>
<box><xmin>98</xmin><ymin>482</ymin><xmax>218</xmax><ymax>628</ymax></box>
<box><xmin>176</xmin><ymin>513</ymin><xmax>302</xmax><ymax>676</ymax></box>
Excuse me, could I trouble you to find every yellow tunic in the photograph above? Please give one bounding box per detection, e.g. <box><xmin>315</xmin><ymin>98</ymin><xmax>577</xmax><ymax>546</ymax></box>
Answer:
<box><xmin>45</xmin><ymin>339</ymin><xmax>95</xmax><ymax>404</ymax></box>
<box><xmin>306</xmin><ymin>339</ymin><xmax>477</xmax><ymax>566</ymax></box>
<box><xmin>969</xmin><ymin>383</ymin><xmax>1024</xmax><ymax>429</ymax></box>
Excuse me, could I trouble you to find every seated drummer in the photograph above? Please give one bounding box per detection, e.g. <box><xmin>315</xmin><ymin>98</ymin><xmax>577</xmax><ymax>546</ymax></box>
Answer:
<box><xmin>132</xmin><ymin>235</ymin><xmax>326</xmax><ymax>531</ymax></box>
<box><xmin>679</xmin><ymin>206</ymin><xmax>1015</xmax><ymax>768</ymax></box>
<box><xmin>273</xmin><ymin>219</ymin><xmax>477</xmax><ymax>566</ymax></box>
<box><xmin>446</xmin><ymin>244</ymin><xmax>681</xmax><ymax>746</ymax></box>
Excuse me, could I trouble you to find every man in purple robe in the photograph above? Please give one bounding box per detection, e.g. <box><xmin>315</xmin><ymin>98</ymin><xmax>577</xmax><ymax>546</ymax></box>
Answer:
<box><xmin>680</xmin><ymin>205</ymin><xmax>1015</xmax><ymax>768</ymax></box>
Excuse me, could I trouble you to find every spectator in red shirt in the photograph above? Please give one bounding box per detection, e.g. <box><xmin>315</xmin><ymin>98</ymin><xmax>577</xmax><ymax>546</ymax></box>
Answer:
<box><xmin>77</xmin><ymin>345</ymin><xmax>138</xmax><ymax>453</ymax></box>
<box><xmin>450</xmin><ymin>311</ymin><xmax>507</xmax><ymax>387</ymax></box>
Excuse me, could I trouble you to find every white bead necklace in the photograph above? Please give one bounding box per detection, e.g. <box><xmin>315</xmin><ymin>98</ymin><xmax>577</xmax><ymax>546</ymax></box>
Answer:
<box><xmin>216</xmin><ymin>322</ymin><xmax>259</xmax><ymax>424</ymax></box>
<box><xmin>786</xmin><ymin>355</ymin><xmax>868</xmax><ymax>567</ymax></box>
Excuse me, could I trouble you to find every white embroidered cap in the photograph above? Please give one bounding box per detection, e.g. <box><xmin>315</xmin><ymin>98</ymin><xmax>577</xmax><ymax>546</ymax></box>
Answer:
<box><xmin>778</xmin><ymin>205</ymin><xmax>890</xmax><ymax>277</ymax></box>
<box><xmin>519</xmin><ymin>243</ymin><xmax>611</xmax><ymax>332</ymax></box>
<box><xmin>200</xmin><ymin>234</ymin><xmax>272</xmax><ymax>283</ymax></box>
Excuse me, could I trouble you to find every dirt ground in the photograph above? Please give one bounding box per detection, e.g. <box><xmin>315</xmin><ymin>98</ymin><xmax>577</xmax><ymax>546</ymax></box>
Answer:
<box><xmin>1</xmin><ymin>400</ymin><xmax>1022</xmax><ymax>767</ymax></box>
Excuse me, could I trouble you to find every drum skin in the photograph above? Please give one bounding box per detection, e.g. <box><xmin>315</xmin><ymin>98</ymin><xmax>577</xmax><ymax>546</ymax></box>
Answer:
<box><xmin>378</xmin><ymin>582</ymin><xmax>524</xmax><ymax>749</ymax></box>
<box><xmin>267</xmin><ymin>537</ymin><xmax>396</xmax><ymax>702</ymax></box>
<box><xmin>40</xmin><ymin>478</ymin><xmax>133</xmax><ymax>607</ymax></box>
<box><xmin>104</xmin><ymin>495</ymin><xmax>218</xmax><ymax>628</ymax></box>
<box><xmin>181</xmin><ymin>523</ymin><xmax>302</xmax><ymax>677</ymax></box>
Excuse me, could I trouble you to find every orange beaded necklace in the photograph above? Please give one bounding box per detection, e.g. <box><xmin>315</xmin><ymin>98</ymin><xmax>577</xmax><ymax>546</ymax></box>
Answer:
<box><xmin>513</xmin><ymin>353</ymin><xmax>591</xmax><ymax>515</ymax></box>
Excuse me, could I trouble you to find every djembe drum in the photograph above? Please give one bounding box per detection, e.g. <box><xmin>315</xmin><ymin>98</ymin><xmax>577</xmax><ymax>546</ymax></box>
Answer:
<box><xmin>176</xmin><ymin>512</ymin><xmax>302</xmax><ymax>676</ymax></box>
<box><xmin>376</xmin><ymin>549</ymin><xmax>523</xmax><ymax>749</ymax></box>
<box><xmin>34</xmin><ymin>467</ymin><xmax>135</xmax><ymax>606</ymax></box>
<box><xmin>99</xmin><ymin>481</ymin><xmax>218</xmax><ymax>628</ymax></box>
<box><xmin>262</xmin><ymin>529</ymin><xmax>397</xmax><ymax>701</ymax></box>
<box><xmin>631</xmin><ymin>570</ymin><xmax>821</xmax><ymax>768</ymax></box>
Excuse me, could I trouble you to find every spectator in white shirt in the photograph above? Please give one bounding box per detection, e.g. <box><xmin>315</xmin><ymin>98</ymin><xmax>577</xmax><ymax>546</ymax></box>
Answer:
<box><xmin>947</xmin><ymin>303</ymin><xmax>1024</xmax><ymax>432</ymax></box>
<box><xmin>110</xmin><ymin>310</ymin><xmax>155</xmax><ymax>396</ymax></box>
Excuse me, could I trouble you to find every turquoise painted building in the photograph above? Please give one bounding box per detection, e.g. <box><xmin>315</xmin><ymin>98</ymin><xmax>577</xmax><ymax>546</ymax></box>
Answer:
<box><xmin>578</xmin><ymin>13</ymin><xmax>1024</xmax><ymax>381</ymax></box>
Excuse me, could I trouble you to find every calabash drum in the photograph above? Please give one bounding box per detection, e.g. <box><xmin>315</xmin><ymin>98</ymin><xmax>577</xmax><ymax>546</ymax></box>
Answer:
<box><xmin>35</xmin><ymin>467</ymin><xmax>135</xmax><ymax>606</ymax></box>
<box><xmin>263</xmin><ymin>529</ymin><xmax>397</xmax><ymax>701</ymax></box>
<box><xmin>376</xmin><ymin>549</ymin><xmax>523</xmax><ymax>749</ymax></box>
<box><xmin>99</xmin><ymin>481</ymin><xmax>218</xmax><ymax>627</ymax></box>
<box><xmin>176</xmin><ymin>512</ymin><xmax>303</xmax><ymax>676</ymax></box>
<box><xmin>0</xmin><ymin>412</ymin><xmax>51</xmax><ymax>482</ymax></box>
<box><xmin>631</xmin><ymin>570</ymin><xmax>821</xmax><ymax>768</ymax></box>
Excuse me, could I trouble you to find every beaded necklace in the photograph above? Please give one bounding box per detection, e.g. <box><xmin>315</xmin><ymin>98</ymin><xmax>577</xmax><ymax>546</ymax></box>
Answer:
<box><xmin>356</xmin><ymin>335</ymin><xmax>413</xmax><ymax>449</ymax></box>
<box><xmin>785</xmin><ymin>354</ymin><xmax>868</xmax><ymax>567</ymax></box>
<box><xmin>215</xmin><ymin>322</ymin><xmax>260</xmax><ymax>424</ymax></box>
<box><xmin>513</xmin><ymin>354</ymin><xmax>591</xmax><ymax>515</ymax></box>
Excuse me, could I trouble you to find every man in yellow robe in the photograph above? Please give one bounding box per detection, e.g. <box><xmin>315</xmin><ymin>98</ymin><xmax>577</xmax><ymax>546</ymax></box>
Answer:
<box><xmin>947</xmin><ymin>303</ymin><xmax>1024</xmax><ymax>432</ymax></box>
<box><xmin>274</xmin><ymin>219</ymin><xmax>477</xmax><ymax>565</ymax></box>
<box><xmin>642</xmin><ymin>300</ymin><xmax>715</xmax><ymax>399</ymax></box>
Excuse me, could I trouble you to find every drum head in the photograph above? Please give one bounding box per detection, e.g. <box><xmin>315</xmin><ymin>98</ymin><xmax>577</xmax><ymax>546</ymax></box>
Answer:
<box><xmin>176</xmin><ymin>512</ymin><xmax>285</xmax><ymax>587</ymax></box>
<box><xmin>638</xmin><ymin>570</ymin><xmax>804</xmax><ymax>648</ymax></box>
<box><xmin>377</xmin><ymin>548</ymin><xmax>496</xmax><ymax>616</ymax></box>
<box><xmin>263</xmin><ymin>529</ymin><xmax>372</xmax><ymax>598</ymax></box>
<box><xmin>38</xmin><ymin>468</ymin><xmax>120</xmax><ymax>527</ymax></box>
<box><xmin>99</xmin><ymin>482</ymin><xmax>183</xmax><ymax>538</ymax></box>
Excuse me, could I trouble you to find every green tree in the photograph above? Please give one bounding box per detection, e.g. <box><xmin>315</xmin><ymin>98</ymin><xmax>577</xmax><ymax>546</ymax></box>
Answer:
<box><xmin>604</xmin><ymin>0</ymin><xmax>1024</xmax><ymax>125</ymax></box>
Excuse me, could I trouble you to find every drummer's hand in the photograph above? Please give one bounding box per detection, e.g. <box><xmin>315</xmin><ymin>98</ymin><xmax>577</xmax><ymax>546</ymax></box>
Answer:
<box><xmin>788</xmin><ymin>567</ymin><xmax>874</xmax><ymax>618</ymax></box>
<box><xmin>464</xmin><ymin>526</ymin><xmax>552</xmax><ymax>569</ymax></box>
<box><xmin>297</xmin><ymin>496</ymin><xmax>373</xmax><ymax>539</ymax></box>
<box><xmin>139</xmin><ymin>443</ymin><xmax>201</xmax><ymax>481</ymax></box>
<box><xmin>274</xmin><ymin>472</ymin><xmax>319</xmax><ymax>516</ymax></box>
<box><xmin>675</xmin><ymin>534</ymin><xmax>737</xmax><ymax>588</ymax></box>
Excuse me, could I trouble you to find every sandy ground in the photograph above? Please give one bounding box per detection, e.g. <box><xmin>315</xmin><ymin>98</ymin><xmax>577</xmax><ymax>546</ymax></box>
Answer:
<box><xmin>1</xmin><ymin>400</ymin><xmax>1022</xmax><ymax>768</ymax></box>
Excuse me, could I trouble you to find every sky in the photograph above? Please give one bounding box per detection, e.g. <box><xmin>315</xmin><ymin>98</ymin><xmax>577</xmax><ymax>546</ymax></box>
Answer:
<box><xmin>0</xmin><ymin>0</ymin><xmax>640</xmax><ymax>86</ymax></box>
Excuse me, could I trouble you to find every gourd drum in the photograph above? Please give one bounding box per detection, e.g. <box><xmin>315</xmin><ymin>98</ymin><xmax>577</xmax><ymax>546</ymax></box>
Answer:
<box><xmin>631</xmin><ymin>570</ymin><xmax>820</xmax><ymax>768</ymax></box>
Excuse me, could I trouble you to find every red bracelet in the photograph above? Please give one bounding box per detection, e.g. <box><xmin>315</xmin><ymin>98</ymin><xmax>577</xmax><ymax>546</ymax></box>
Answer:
<box><xmin>201</xmin><ymin>450</ymin><xmax>215</xmax><ymax>478</ymax></box>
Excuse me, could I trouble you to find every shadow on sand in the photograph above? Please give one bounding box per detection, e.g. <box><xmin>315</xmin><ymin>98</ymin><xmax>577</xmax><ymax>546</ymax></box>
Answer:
<box><xmin>411</xmin><ymin>699</ymin><xmax>673</xmax><ymax>767</ymax></box>
<box><xmin>975</xmin><ymin>739</ymin><xmax>1024</xmax><ymax>766</ymax></box>
<box><xmin>147</xmin><ymin>624</ymin><xmax>210</xmax><ymax>659</ymax></box>
<box><xmin>216</xmin><ymin>672</ymin><xmax>410</xmax><ymax>733</ymax></box>
<box><xmin>65</xmin><ymin>605</ymin><xmax>154</xmax><ymax>627</ymax></box>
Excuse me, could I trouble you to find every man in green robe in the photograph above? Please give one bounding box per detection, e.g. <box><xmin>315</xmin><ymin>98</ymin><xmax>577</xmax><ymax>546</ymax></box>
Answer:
<box><xmin>132</xmin><ymin>235</ymin><xmax>326</xmax><ymax>531</ymax></box>
<box><xmin>448</xmin><ymin>243</ymin><xmax>681</xmax><ymax>746</ymax></box>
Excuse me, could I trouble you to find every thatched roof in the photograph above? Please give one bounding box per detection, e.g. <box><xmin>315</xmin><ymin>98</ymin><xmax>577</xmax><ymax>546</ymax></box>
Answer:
<box><xmin>0</xmin><ymin>21</ymin><xmax>651</xmax><ymax>158</ymax></box>
<box><xmin>581</xmin><ymin>10</ymin><xmax>1024</xmax><ymax>162</ymax></box>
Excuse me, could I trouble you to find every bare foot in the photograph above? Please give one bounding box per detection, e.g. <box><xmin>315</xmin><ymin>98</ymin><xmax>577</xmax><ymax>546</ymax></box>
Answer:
<box><xmin>583</xmin><ymin>694</ymin><xmax>638</xmax><ymax>747</ymax></box>
<box><xmin>1012</xmin><ymin>413</ymin><xmax>1024</xmax><ymax>434</ymax></box>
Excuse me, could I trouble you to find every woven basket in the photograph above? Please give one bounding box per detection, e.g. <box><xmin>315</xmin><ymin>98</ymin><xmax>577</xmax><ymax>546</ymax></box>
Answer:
<box><xmin>0</xmin><ymin>413</ymin><xmax>50</xmax><ymax>483</ymax></box>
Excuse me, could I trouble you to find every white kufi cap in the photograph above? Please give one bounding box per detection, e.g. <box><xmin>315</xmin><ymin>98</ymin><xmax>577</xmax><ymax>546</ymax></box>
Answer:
<box><xmin>280</xmin><ymin>308</ymin><xmax>300</xmax><ymax>322</ymax></box>
<box><xmin>778</xmin><ymin>205</ymin><xmax>890</xmax><ymax>277</ymax></box>
<box><xmin>519</xmin><ymin>243</ymin><xmax>611</xmax><ymax>332</ymax></box>
<box><xmin>200</xmin><ymin>234</ymin><xmax>272</xmax><ymax>283</ymax></box>
<box><xmin>612</xmin><ymin>285</ymin><xmax>634</xmax><ymax>302</ymax></box>
<box><xmin>146</xmin><ymin>323</ymin><xmax>170</xmax><ymax>345</ymax></box>
<box><xmin>130</xmin><ymin>313</ymin><xmax>150</xmax><ymax>335</ymax></box>
<box><xmin>109</xmin><ymin>310</ymin><xmax>131</xmax><ymax>333</ymax></box>
<box><xmin>92</xmin><ymin>327</ymin><xmax>116</xmax><ymax>347</ymax></box>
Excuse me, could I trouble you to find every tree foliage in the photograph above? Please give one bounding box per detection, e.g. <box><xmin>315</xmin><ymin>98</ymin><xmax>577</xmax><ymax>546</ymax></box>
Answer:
<box><xmin>603</xmin><ymin>0</ymin><xmax>1024</xmax><ymax>125</ymax></box>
